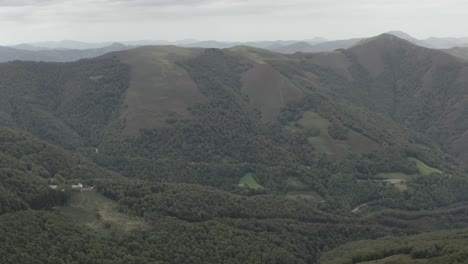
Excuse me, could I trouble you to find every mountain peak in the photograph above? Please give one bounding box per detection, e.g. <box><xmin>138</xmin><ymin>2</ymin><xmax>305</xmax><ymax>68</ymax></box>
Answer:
<box><xmin>352</xmin><ymin>33</ymin><xmax>417</xmax><ymax>49</ymax></box>
<box><xmin>386</xmin><ymin>30</ymin><xmax>417</xmax><ymax>39</ymax></box>
<box><xmin>108</xmin><ymin>42</ymin><xmax>127</xmax><ymax>48</ymax></box>
<box><xmin>348</xmin><ymin>34</ymin><xmax>425</xmax><ymax>77</ymax></box>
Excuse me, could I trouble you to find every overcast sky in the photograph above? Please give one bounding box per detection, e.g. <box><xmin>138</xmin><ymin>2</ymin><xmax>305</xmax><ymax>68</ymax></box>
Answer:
<box><xmin>1</xmin><ymin>0</ymin><xmax>467</xmax><ymax>45</ymax></box>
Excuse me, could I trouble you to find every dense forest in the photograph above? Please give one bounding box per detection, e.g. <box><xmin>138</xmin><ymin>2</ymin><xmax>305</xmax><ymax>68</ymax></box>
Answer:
<box><xmin>1</xmin><ymin>34</ymin><xmax>468</xmax><ymax>263</ymax></box>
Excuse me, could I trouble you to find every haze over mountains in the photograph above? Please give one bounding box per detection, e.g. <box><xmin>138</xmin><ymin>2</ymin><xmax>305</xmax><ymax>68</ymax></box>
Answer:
<box><xmin>3</xmin><ymin>31</ymin><xmax>468</xmax><ymax>64</ymax></box>
<box><xmin>0</xmin><ymin>43</ymin><xmax>131</xmax><ymax>63</ymax></box>
<box><xmin>3</xmin><ymin>31</ymin><xmax>468</xmax><ymax>263</ymax></box>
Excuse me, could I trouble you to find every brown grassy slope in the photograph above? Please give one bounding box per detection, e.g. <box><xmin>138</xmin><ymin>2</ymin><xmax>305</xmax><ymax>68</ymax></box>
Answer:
<box><xmin>228</xmin><ymin>46</ymin><xmax>304</xmax><ymax>121</ymax></box>
<box><xmin>349</xmin><ymin>34</ymin><xmax>431</xmax><ymax>78</ymax></box>
<box><xmin>113</xmin><ymin>46</ymin><xmax>207</xmax><ymax>136</ymax></box>
<box><xmin>113</xmin><ymin>45</ymin><xmax>305</xmax><ymax>134</ymax></box>
<box><xmin>240</xmin><ymin>63</ymin><xmax>303</xmax><ymax>121</ymax></box>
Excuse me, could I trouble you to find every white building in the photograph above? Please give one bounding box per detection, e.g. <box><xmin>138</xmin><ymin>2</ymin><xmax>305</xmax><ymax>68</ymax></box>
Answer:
<box><xmin>71</xmin><ymin>183</ymin><xmax>83</xmax><ymax>189</ymax></box>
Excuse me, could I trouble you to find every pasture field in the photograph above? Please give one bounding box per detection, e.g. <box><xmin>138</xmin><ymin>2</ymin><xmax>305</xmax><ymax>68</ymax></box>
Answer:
<box><xmin>295</xmin><ymin>111</ymin><xmax>379</xmax><ymax>159</ymax></box>
<box><xmin>59</xmin><ymin>189</ymin><xmax>146</xmax><ymax>232</ymax></box>
<box><xmin>372</xmin><ymin>158</ymin><xmax>443</xmax><ymax>191</ymax></box>
<box><xmin>408</xmin><ymin>157</ymin><xmax>442</xmax><ymax>175</ymax></box>
<box><xmin>239</xmin><ymin>173</ymin><xmax>263</xmax><ymax>189</ymax></box>
<box><xmin>376</xmin><ymin>172</ymin><xmax>410</xmax><ymax>180</ymax></box>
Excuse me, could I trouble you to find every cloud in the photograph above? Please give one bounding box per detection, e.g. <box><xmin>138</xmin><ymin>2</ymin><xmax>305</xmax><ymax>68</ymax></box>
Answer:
<box><xmin>1</xmin><ymin>0</ymin><xmax>468</xmax><ymax>44</ymax></box>
<box><xmin>0</xmin><ymin>0</ymin><xmax>59</xmax><ymax>7</ymax></box>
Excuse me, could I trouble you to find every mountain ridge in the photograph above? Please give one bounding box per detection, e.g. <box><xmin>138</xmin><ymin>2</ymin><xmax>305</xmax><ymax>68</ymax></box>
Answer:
<box><xmin>0</xmin><ymin>43</ymin><xmax>131</xmax><ymax>63</ymax></box>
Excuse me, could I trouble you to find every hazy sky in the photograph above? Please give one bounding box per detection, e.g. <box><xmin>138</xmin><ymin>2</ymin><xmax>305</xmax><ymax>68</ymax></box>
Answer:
<box><xmin>1</xmin><ymin>0</ymin><xmax>467</xmax><ymax>44</ymax></box>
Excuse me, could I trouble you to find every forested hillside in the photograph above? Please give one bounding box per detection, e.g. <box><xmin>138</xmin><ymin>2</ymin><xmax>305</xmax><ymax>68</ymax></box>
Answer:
<box><xmin>2</xmin><ymin>34</ymin><xmax>468</xmax><ymax>263</ymax></box>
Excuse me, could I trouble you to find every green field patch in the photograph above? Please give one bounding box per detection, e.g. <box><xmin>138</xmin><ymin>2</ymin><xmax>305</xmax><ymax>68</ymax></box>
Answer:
<box><xmin>393</xmin><ymin>181</ymin><xmax>408</xmax><ymax>191</ymax></box>
<box><xmin>298</xmin><ymin>111</ymin><xmax>343</xmax><ymax>158</ymax></box>
<box><xmin>298</xmin><ymin>111</ymin><xmax>330</xmax><ymax>130</ymax></box>
<box><xmin>408</xmin><ymin>157</ymin><xmax>442</xmax><ymax>175</ymax></box>
<box><xmin>372</xmin><ymin>173</ymin><xmax>411</xmax><ymax>191</ymax></box>
<box><xmin>292</xmin><ymin>111</ymin><xmax>379</xmax><ymax>159</ymax></box>
<box><xmin>59</xmin><ymin>189</ymin><xmax>146</xmax><ymax>232</ymax></box>
<box><xmin>239</xmin><ymin>173</ymin><xmax>263</xmax><ymax>189</ymax></box>
<box><xmin>376</xmin><ymin>172</ymin><xmax>411</xmax><ymax>180</ymax></box>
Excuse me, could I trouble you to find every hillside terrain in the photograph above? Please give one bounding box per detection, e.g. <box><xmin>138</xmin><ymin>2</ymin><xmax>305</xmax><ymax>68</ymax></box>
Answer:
<box><xmin>1</xmin><ymin>34</ymin><xmax>468</xmax><ymax>263</ymax></box>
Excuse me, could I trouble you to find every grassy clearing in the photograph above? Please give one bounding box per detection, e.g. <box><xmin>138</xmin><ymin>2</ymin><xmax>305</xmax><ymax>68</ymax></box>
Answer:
<box><xmin>374</xmin><ymin>173</ymin><xmax>410</xmax><ymax>191</ymax></box>
<box><xmin>298</xmin><ymin>111</ymin><xmax>341</xmax><ymax>158</ymax></box>
<box><xmin>408</xmin><ymin>157</ymin><xmax>442</xmax><ymax>175</ymax></box>
<box><xmin>59</xmin><ymin>189</ymin><xmax>146</xmax><ymax>232</ymax></box>
<box><xmin>293</xmin><ymin>111</ymin><xmax>379</xmax><ymax>159</ymax></box>
<box><xmin>299</xmin><ymin>111</ymin><xmax>330</xmax><ymax>130</ymax></box>
<box><xmin>239</xmin><ymin>173</ymin><xmax>263</xmax><ymax>189</ymax></box>
<box><xmin>393</xmin><ymin>182</ymin><xmax>408</xmax><ymax>191</ymax></box>
<box><xmin>374</xmin><ymin>158</ymin><xmax>443</xmax><ymax>191</ymax></box>
<box><xmin>376</xmin><ymin>172</ymin><xmax>410</xmax><ymax>180</ymax></box>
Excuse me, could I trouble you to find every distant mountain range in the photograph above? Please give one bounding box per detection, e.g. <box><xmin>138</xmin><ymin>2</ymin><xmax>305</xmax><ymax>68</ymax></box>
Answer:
<box><xmin>0</xmin><ymin>43</ymin><xmax>131</xmax><ymax>63</ymax></box>
<box><xmin>3</xmin><ymin>32</ymin><xmax>468</xmax><ymax>63</ymax></box>
<box><xmin>444</xmin><ymin>46</ymin><xmax>468</xmax><ymax>60</ymax></box>
<box><xmin>386</xmin><ymin>31</ymin><xmax>468</xmax><ymax>49</ymax></box>
<box><xmin>273</xmin><ymin>31</ymin><xmax>468</xmax><ymax>54</ymax></box>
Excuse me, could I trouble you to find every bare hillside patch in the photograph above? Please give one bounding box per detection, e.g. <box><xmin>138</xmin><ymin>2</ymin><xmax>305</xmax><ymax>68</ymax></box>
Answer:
<box><xmin>241</xmin><ymin>63</ymin><xmax>303</xmax><ymax>121</ymax></box>
<box><xmin>59</xmin><ymin>189</ymin><xmax>146</xmax><ymax>232</ymax></box>
<box><xmin>116</xmin><ymin>46</ymin><xmax>207</xmax><ymax>135</ymax></box>
<box><xmin>297</xmin><ymin>111</ymin><xmax>379</xmax><ymax>159</ymax></box>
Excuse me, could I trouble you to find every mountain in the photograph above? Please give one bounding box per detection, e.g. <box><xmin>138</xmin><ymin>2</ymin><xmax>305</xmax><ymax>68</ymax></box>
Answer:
<box><xmin>280</xmin><ymin>31</ymin><xmax>468</xmax><ymax>53</ymax></box>
<box><xmin>423</xmin><ymin>37</ymin><xmax>468</xmax><ymax>49</ymax></box>
<box><xmin>2</xmin><ymin>34</ymin><xmax>468</xmax><ymax>263</ymax></box>
<box><xmin>181</xmin><ymin>40</ymin><xmax>327</xmax><ymax>50</ymax></box>
<box><xmin>15</xmin><ymin>39</ymin><xmax>205</xmax><ymax>50</ymax></box>
<box><xmin>0</xmin><ymin>43</ymin><xmax>131</xmax><ymax>63</ymax></box>
<box><xmin>270</xmin><ymin>31</ymin><xmax>426</xmax><ymax>55</ymax></box>
<box><xmin>10</xmin><ymin>43</ymin><xmax>51</xmax><ymax>51</ymax></box>
<box><xmin>348</xmin><ymin>34</ymin><xmax>468</xmax><ymax>161</ymax></box>
<box><xmin>23</xmin><ymin>40</ymin><xmax>115</xmax><ymax>50</ymax></box>
<box><xmin>11</xmin><ymin>39</ymin><xmax>328</xmax><ymax>53</ymax></box>
<box><xmin>277</xmin><ymin>33</ymin><xmax>468</xmax><ymax>161</ymax></box>
<box><xmin>444</xmin><ymin>46</ymin><xmax>468</xmax><ymax>60</ymax></box>
<box><xmin>273</xmin><ymin>41</ymin><xmax>316</xmax><ymax>54</ymax></box>
<box><xmin>183</xmin><ymin>40</ymin><xmax>241</xmax><ymax>49</ymax></box>
<box><xmin>384</xmin><ymin>32</ymin><xmax>468</xmax><ymax>49</ymax></box>
<box><xmin>246</xmin><ymin>40</ymin><xmax>318</xmax><ymax>49</ymax></box>
<box><xmin>386</xmin><ymin>30</ymin><xmax>432</xmax><ymax>47</ymax></box>
<box><xmin>275</xmin><ymin>38</ymin><xmax>363</xmax><ymax>53</ymax></box>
